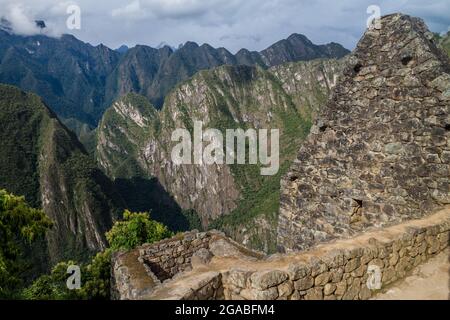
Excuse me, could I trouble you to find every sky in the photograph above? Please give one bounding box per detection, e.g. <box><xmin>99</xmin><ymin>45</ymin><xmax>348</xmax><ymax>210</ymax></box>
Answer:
<box><xmin>0</xmin><ymin>0</ymin><xmax>449</xmax><ymax>53</ymax></box>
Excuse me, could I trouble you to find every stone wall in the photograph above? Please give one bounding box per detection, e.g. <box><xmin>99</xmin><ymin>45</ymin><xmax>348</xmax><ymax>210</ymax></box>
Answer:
<box><xmin>138</xmin><ymin>231</ymin><xmax>215</xmax><ymax>281</ymax></box>
<box><xmin>158</xmin><ymin>272</ymin><xmax>225</xmax><ymax>300</ymax></box>
<box><xmin>278</xmin><ymin>14</ymin><xmax>450</xmax><ymax>252</ymax></box>
<box><xmin>111</xmin><ymin>230</ymin><xmax>262</xmax><ymax>299</ymax></box>
<box><xmin>112</xmin><ymin>208</ymin><xmax>449</xmax><ymax>300</ymax></box>
<box><xmin>223</xmin><ymin>209</ymin><xmax>449</xmax><ymax>300</ymax></box>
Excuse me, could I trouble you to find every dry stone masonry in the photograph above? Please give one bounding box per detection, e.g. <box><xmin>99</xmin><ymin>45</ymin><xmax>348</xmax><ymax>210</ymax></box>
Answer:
<box><xmin>111</xmin><ymin>230</ymin><xmax>263</xmax><ymax>299</ymax></box>
<box><xmin>112</xmin><ymin>208</ymin><xmax>450</xmax><ymax>300</ymax></box>
<box><xmin>222</xmin><ymin>209</ymin><xmax>449</xmax><ymax>300</ymax></box>
<box><xmin>111</xmin><ymin>14</ymin><xmax>450</xmax><ymax>300</ymax></box>
<box><xmin>278</xmin><ymin>14</ymin><xmax>450</xmax><ymax>252</ymax></box>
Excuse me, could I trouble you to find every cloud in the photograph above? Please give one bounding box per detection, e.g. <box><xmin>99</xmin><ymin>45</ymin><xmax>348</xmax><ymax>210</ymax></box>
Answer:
<box><xmin>0</xmin><ymin>0</ymin><xmax>448</xmax><ymax>52</ymax></box>
<box><xmin>111</xmin><ymin>0</ymin><xmax>145</xmax><ymax>19</ymax></box>
<box><xmin>3</xmin><ymin>4</ymin><xmax>41</xmax><ymax>35</ymax></box>
<box><xmin>0</xmin><ymin>1</ymin><xmax>68</xmax><ymax>37</ymax></box>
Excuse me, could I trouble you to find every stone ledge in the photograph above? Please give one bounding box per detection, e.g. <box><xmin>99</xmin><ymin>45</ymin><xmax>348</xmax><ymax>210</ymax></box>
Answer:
<box><xmin>112</xmin><ymin>206</ymin><xmax>449</xmax><ymax>300</ymax></box>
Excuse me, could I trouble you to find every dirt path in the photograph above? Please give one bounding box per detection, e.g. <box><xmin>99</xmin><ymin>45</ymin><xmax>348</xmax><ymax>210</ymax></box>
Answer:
<box><xmin>373</xmin><ymin>249</ymin><xmax>449</xmax><ymax>300</ymax></box>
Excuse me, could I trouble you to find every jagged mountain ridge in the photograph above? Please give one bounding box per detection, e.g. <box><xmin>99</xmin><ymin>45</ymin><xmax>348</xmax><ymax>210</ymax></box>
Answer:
<box><xmin>96</xmin><ymin>58</ymin><xmax>344</xmax><ymax>252</ymax></box>
<box><xmin>0</xmin><ymin>28</ymin><xmax>348</xmax><ymax>132</ymax></box>
<box><xmin>0</xmin><ymin>84</ymin><xmax>124</xmax><ymax>264</ymax></box>
<box><xmin>108</xmin><ymin>34</ymin><xmax>349</xmax><ymax>109</ymax></box>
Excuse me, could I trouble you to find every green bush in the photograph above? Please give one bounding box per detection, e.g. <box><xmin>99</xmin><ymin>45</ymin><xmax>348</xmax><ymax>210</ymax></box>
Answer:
<box><xmin>0</xmin><ymin>189</ymin><xmax>52</xmax><ymax>298</ymax></box>
<box><xmin>24</xmin><ymin>209</ymin><xmax>173</xmax><ymax>300</ymax></box>
<box><xmin>106</xmin><ymin>210</ymin><xmax>173</xmax><ymax>251</ymax></box>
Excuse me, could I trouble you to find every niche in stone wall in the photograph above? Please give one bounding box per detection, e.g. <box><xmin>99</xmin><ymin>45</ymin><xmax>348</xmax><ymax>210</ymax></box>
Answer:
<box><xmin>350</xmin><ymin>199</ymin><xmax>364</xmax><ymax>225</ymax></box>
<box><xmin>401</xmin><ymin>55</ymin><xmax>413</xmax><ymax>66</ymax></box>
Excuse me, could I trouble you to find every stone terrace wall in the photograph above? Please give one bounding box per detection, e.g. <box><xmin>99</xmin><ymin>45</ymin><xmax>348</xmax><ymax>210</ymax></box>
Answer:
<box><xmin>152</xmin><ymin>272</ymin><xmax>225</xmax><ymax>300</ymax></box>
<box><xmin>224</xmin><ymin>209</ymin><xmax>450</xmax><ymax>300</ymax></box>
<box><xmin>138</xmin><ymin>230</ymin><xmax>215</xmax><ymax>281</ymax></box>
<box><xmin>111</xmin><ymin>229</ymin><xmax>263</xmax><ymax>299</ymax></box>
<box><xmin>113</xmin><ymin>208</ymin><xmax>449</xmax><ymax>300</ymax></box>
<box><xmin>278</xmin><ymin>14</ymin><xmax>450</xmax><ymax>252</ymax></box>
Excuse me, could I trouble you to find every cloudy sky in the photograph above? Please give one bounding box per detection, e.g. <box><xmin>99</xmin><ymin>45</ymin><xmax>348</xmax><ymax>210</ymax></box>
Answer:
<box><xmin>0</xmin><ymin>0</ymin><xmax>449</xmax><ymax>52</ymax></box>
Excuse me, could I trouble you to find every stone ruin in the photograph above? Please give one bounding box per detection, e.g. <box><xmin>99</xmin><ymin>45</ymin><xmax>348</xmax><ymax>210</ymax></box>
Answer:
<box><xmin>111</xmin><ymin>14</ymin><xmax>450</xmax><ymax>300</ymax></box>
<box><xmin>278</xmin><ymin>14</ymin><xmax>450</xmax><ymax>252</ymax></box>
<box><xmin>112</xmin><ymin>208</ymin><xmax>450</xmax><ymax>300</ymax></box>
<box><xmin>111</xmin><ymin>230</ymin><xmax>264</xmax><ymax>300</ymax></box>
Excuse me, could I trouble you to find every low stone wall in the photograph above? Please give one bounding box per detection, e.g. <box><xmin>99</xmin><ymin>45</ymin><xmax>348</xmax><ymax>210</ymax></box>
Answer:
<box><xmin>184</xmin><ymin>272</ymin><xmax>224</xmax><ymax>300</ymax></box>
<box><xmin>111</xmin><ymin>230</ymin><xmax>261</xmax><ymax>299</ymax></box>
<box><xmin>223</xmin><ymin>209</ymin><xmax>450</xmax><ymax>300</ymax></box>
<box><xmin>138</xmin><ymin>231</ymin><xmax>213</xmax><ymax>281</ymax></box>
<box><xmin>112</xmin><ymin>208</ymin><xmax>449</xmax><ymax>300</ymax></box>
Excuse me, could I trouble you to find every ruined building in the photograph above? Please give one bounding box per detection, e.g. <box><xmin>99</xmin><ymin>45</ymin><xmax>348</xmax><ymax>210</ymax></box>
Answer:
<box><xmin>278</xmin><ymin>14</ymin><xmax>450</xmax><ymax>252</ymax></box>
<box><xmin>112</xmin><ymin>14</ymin><xmax>450</xmax><ymax>300</ymax></box>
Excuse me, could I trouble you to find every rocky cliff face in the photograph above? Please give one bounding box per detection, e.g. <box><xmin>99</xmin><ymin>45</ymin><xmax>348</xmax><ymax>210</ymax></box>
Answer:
<box><xmin>106</xmin><ymin>34</ymin><xmax>349</xmax><ymax>109</ymax></box>
<box><xmin>0</xmin><ymin>28</ymin><xmax>347</xmax><ymax>134</ymax></box>
<box><xmin>0</xmin><ymin>84</ymin><xmax>123</xmax><ymax>264</ymax></box>
<box><xmin>278</xmin><ymin>14</ymin><xmax>450</xmax><ymax>252</ymax></box>
<box><xmin>96</xmin><ymin>59</ymin><xmax>344</xmax><ymax>251</ymax></box>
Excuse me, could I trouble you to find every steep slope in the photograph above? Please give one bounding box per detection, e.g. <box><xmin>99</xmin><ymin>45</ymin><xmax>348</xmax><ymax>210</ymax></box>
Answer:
<box><xmin>278</xmin><ymin>14</ymin><xmax>450</xmax><ymax>252</ymax></box>
<box><xmin>107</xmin><ymin>34</ymin><xmax>349</xmax><ymax>109</ymax></box>
<box><xmin>259</xmin><ymin>34</ymin><xmax>350</xmax><ymax>67</ymax></box>
<box><xmin>0</xmin><ymin>84</ymin><xmax>124</xmax><ymax>264</ymax></box>
<box><xmin>97</xmin><ymin>59</ymin><xmax>344</xmax><ymax>251</ymax></box>
<box><xmin>0</xmin><ymin>30</ymin><xmax>120</xmax><ymax>127</ymax></box>
<box><xmin>436</xmin><ymin>31</ymin><xmax>450</xmax><ymax>57</ymax></box>
<box><xmin>0</xmin><ymin>26</ymin><xmax>349</xmax><ymax>135</ymax></box>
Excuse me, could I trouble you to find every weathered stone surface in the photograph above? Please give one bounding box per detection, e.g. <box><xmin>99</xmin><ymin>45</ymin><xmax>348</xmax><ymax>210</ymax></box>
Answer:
<box><xmin>288</xmin><ymin>264</ymin><xmax>311</xmax><ymax>280</ymax></box>
<box><xmin>324</xmin><ymin>283</ymin><xmax>337</xmax><ymax>296</ymax></box>
<box><xmin>191</xmin><ymin>248</ymin><xmax>213</xmax><ymax>267</ymax></box>
<box><xmin>251</xmin><ymin>270</ymin><xmax>289</xmax><ymax>290</ymax></box>
<box><xmin>345</xmin><ymin>258</ymin><xmax>361</xmax><ymax>273</ymax></box>
<box><xmin>314</xmin><ymin>272</ymin><xmax>331</xmax><ymax>286</ymax></box>
<box><xmin>277</xmin><ymin>281</ymin><xmax>294</xmax><ymax>298</ymax></box>
<box><xmin>113</xmin><ymin>209</ymin><xmax>450</xmax><ymax>300</ymax></box>
<box><xmin>226</xmin><ymin>269</ymin><xmax>254</xmax><ymax>289</ymax></box>
<box><xmin>278</xmin><ymin>13</ymin><xmax>450</xmax><ymax>252</ymax></box>
<box><xmin>209</xmin><ymin>239</ymin><xmax>246</xmax><ymax>258</ymax></box>
<box><xmin>335</xmin><ymin>280</ymin><xmax>347</xmax><ymax>297</ymax></box>
<box><xmin>304</xmin><ymin>287</ymin><xmax>323</xmax><ymax>300</ymax></box>
<box><xmin>240</xmin><ymin>287</ymin><xmax>279</xmax><ymax>300</ymax></box>
<box><xmin>294</xmin><ymin>275</ymin><xmax>314</xmax><ymax>291</ymax></box>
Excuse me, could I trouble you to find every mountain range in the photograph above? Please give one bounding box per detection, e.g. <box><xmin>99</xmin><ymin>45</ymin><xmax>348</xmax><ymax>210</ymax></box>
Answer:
<box><xmin>0</xmin><ymin>26</ymin><xmax>349</xmax><ymax>134</ymax></box>
<box><xmin>0</xmin><ymin>84</ymin><xmax>124</xmax><ymax>265</ymax></box>
<box><xmin>96</xmin><ymin>58</ymin><xmax>345</xmax><ymax>251</ymax></box>
<box><xmin>1</xmin><ymin>12</ymin><xmax>449</xmax><ymax>265</ymax></box>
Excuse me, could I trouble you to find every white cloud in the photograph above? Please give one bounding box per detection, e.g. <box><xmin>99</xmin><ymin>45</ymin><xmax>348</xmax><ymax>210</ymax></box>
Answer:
<box><xmin>111</xmin><ymin>0</ymin><xmax>145</xmax><ymax>19</ymax></box>
<box><xmin>5</xmin><ymin>4</ymin><xmax>41</xmax><ymax>35</ymax></box>
<box><xmin>0</xmin><ymin>0</ymin><xmax>448</xmax><ymax>51</ymax></box>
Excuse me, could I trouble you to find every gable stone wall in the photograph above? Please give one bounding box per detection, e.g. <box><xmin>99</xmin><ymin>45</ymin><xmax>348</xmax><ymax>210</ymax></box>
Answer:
<box><xmin>278</xmin><ymin>14</ymin><xmax>450</xmax><ymax>252</ymax></box>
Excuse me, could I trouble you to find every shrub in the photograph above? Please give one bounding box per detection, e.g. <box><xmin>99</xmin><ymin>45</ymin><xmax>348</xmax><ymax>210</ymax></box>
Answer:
<box><xmin>106</xmin><ymin>210</ymin><xmax>173</xmax><ymax>251</ymax></box>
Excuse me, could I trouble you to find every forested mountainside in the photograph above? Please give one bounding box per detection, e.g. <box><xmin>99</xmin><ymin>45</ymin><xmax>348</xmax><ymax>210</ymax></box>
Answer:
<box><xmin>436</xmin><ymin>31</ymin><xmax>450</xmax><ymax>56</ymax></box>
<box><xmin>0</xmin><ymin>84</ymin><xmax>124</xmax><ymax>265</ymax></box>
<box><xmin>0</xmin><ymin>27</ymin><xmax>348</xmax><ymax>133</ymax></box>
<box><xmin>96</xmin><ymin>58</ymin><xmax>345</xmax><ymax>252</ymax></box>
